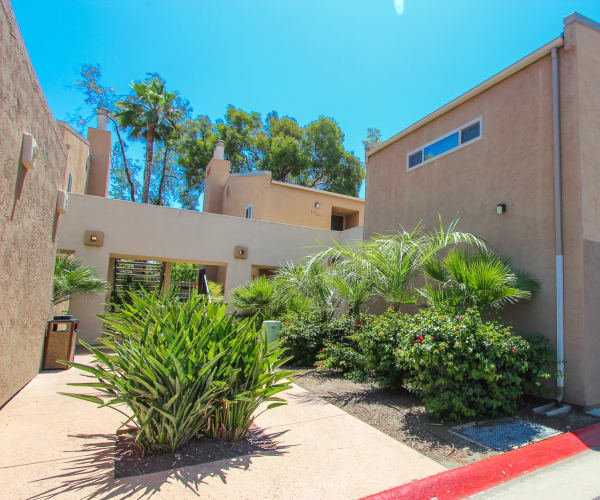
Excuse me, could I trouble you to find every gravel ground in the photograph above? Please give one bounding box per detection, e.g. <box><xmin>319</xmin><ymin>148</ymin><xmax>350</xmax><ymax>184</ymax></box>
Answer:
<box><xmin>293</xmin><ymin>368</ymin><xmax>599</xmax><ymax>469</ymax></box>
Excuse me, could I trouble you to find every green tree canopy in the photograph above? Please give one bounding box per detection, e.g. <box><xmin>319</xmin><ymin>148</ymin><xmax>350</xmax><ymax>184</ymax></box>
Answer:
<box><xmin>176</xmin><ymin>106</ymin><xmax>365</xmax><ymax>198</ymax></box>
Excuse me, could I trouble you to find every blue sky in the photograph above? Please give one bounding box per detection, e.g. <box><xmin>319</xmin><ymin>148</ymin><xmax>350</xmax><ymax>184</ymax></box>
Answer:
<box><xmin>11</xmin><ymin>0</ymin><xmax>600</xmax><ymax>200</ymax></box>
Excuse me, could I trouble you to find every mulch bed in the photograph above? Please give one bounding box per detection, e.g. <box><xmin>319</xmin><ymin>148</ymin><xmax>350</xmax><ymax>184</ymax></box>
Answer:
<box><xmin>293</xmin><ymin>368</ymin><xmax>599</xmax><ymax>469</ymax></box>
<box><xmin>114</xmin><ymin>427</ymin><xmax>278</xmax><ymax>478</ymax></box>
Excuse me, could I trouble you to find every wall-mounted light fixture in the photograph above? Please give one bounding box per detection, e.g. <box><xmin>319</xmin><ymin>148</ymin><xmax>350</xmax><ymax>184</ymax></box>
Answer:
<box><xmin>56</xmin><ymin>189</ymin><xmax>69</xmax><ymax>214</ymax></box>
<box><xmin>314</xmin><ymin>202</ymin><xmax>320</xmax><ymax>208</ymax></box>
<box><xmin>496</xmin><ymin>203</ymin><xmax>507</xmax><ymax>214</ymax></box>
<box><xmin>20</xmin><ymin>133</ymin><xmax>38</xmax><ymax>170</ymax></box>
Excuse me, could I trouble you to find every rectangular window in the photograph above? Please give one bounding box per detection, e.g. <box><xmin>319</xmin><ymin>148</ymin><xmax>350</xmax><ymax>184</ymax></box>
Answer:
<box><xmin>408</xmin><ymin>150</ymin><xmax>423</xmax><ymax>168</ymax></box>
<box><xmin>461</xmin><ymin>121</ymin><xmax>480</xmax><ymax>144</ymax></box>
<box><xmin>423</xmin><ymin>132</ymin><xmax>459</xmax><ymax>161</ymax></box>
<box><xmin>245</xmin><ymin>205</ymin><xmax>252</xmax><ymax>219</ymax></box>
<box><xmin>67</xmin><ymin>171</ymin><xmax>73</xmax><ymax>193</ymax></box>
<box><xmin>406</xmin><ymin>117</ymin><xmax>482</xmax><ymax>170</ymax></box>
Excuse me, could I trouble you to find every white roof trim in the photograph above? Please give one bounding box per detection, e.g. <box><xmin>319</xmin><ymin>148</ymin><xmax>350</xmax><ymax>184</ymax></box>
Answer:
<box><xmin>367</xmin><ymin>36</ymin><xmax>564</xmax><ymax>158</ymax></box>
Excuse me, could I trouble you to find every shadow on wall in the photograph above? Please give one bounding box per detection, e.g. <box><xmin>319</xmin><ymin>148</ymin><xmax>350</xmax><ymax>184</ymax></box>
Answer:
<box><xmin>10</xmin><ymin>154</ymin><xmax>28</xmax><ymax>221</ymax></box>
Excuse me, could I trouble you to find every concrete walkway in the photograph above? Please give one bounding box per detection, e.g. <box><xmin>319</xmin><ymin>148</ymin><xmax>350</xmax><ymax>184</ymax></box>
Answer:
<box><xmin>0</xmin><ymin>353</ymin><xmax>445</xmax><ymax>499</ymax></box>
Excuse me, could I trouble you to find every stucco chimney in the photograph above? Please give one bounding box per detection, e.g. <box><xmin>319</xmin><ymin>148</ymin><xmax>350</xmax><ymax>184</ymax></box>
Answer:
<box><xmin>97</xmin><ymin>107</ymin><xmax>109</xmax><ymax>130</ymax></box>
<box><xmin>214</xmin><ymin>140</ymin><xmax>225</xmax><ymax>160</ymax></box>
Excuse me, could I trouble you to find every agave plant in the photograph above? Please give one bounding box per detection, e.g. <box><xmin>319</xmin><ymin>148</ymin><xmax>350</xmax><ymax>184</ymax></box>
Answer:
<box><xmin>61</xmin><ymin>291</ymin><xmax>293</xmax><ymax>453</ymax></box>
<box><xmin>419</xmin><ymin>248</ymin><xmax>540</xmax><ymax>312</ymax></box>
<box><xmin>52</xmin><ymin>253</ymin><xmax>107</xmax><ymax>305</ymax></box>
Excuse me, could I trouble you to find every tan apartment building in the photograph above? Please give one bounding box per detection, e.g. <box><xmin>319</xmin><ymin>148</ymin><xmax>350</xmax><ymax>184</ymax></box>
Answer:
<box><xmin>364</xmin><ymin>13</ymin><xmax>600</xmax><ymax>408</ymax></box>
<box><xmin>203</xmin><ymin>141</ymin><xmax>364</xmax><ymax>231</ymax></box>
<box><xmin>1</xmin><ymin>0</ymin><xmax>69</xmax><ymax>407</ymax></box>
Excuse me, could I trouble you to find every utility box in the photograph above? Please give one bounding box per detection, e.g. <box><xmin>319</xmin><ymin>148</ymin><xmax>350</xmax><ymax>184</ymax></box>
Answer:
<box><xmin>261</xmin><ymin>320</ymin><xmax>282</xmax><ymax>344</ymax></box>
<box><xmin>262</xmin><ymin>321</ymin><xmax>281</xmax><ymax>344</ymax></box>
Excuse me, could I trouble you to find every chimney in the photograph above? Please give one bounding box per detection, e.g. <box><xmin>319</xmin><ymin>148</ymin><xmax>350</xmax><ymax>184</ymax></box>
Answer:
<box><xmin>97</xmin><ymin>107</ymin><xmax>109</xmax><ymax>130</ymax></box>
<box><xmin>214</xmin><ymin>140</ymin><xmax>225</xmax><ymax>160</ymax></box>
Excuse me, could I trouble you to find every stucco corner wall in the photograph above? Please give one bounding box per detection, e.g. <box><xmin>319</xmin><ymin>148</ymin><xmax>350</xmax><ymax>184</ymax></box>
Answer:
<box><xmin>0</xmin><ymin>0</ymin><xmax>67</xmax><ymax>406</ymax></box>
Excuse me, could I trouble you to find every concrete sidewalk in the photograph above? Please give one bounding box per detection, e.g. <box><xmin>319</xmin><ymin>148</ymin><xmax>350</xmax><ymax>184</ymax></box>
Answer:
<box><xmin>0</xmin><ymin>353</ymin><xmax>445</xmax><ymax>499</ymax></box>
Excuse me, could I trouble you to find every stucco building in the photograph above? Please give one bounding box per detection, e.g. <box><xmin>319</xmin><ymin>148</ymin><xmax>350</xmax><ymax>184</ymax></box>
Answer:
<box><xmin>1</xmin><ymin>0</ymin><xmax>68</xmax><ymax>406</ymax></box>
<box><xmin>364</xmin><ymin>13</ymin><xmax>600</xmax><ymax>407</ymax></box>
<box><xmin>204</xmin><ymin>141</ymin><xmax>364</xmax><ymax>231</ymax></box>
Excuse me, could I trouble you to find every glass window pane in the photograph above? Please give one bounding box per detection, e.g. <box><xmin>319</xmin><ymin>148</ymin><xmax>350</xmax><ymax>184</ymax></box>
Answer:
<box><xmin>461</xmin><ymin>122</ymin><xmax>480</xmax><ymax>144</ymax></box>
<box><xmin>408</xmin><ymin>150</ymin><xmax>423</xmax><ymax>168</ymax></box>
<box><xmin>423</xmin><ymin>132</ymin><xmax>459</xmax><ymax>161</ymax></box>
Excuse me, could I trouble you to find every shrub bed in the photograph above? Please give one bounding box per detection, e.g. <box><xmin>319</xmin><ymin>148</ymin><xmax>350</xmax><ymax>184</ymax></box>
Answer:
<box><xmin>314</xmin><ymin>308</ymin><xmax>554</xmax><ymax>422</ymax></box>
<box><xmin>62</xmin><ymin>291</ymin><xmax>293</xmax><ymax>453</ymax></box>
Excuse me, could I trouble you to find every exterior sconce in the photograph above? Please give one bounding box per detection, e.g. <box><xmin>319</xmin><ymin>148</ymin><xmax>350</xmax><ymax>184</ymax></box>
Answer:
<box><xmin>234</xmin><ymin>245</ymin><xmax>248</xmax><ymax>259</ymax></box>
<box><xmin>314</xmin><ymin>202</ymin><xmax>320</xmax><ymax>208</ymax></box>
<box><xmin>496</xmin><ymin>203</ymin><xmax>507</xmax><ymax>214</ymax></box>
<box><xmin>84</xmin><ymin>230</ymin><xmax>104</xmax><ymax>247</ymax></box>
<box><xmin>56</xmin><ymin>189</ymin><xmax>69</xmax><ymax>214</ymax></box>
<box><xmin>21</xmin><ymin>133</ymin><xmax>38</xmax><ymax>170</ymax></box>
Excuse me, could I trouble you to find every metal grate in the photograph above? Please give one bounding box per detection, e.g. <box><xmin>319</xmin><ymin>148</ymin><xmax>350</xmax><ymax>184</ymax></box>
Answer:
<box><xmin>450</xmin><ymin>418</ymin><xmax>561</xmax><ymax>451</ymax></box>
<box><xmin>111</xmin><ymin>259</ymin><xmax>165</xmax><ymax>307</ymax></box>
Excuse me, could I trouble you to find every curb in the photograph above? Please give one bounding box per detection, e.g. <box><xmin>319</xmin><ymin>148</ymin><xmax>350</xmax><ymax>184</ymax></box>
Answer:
<box><xmin>362</xmin><ymin>422</ymin><xmax>600</xmax><ymax>500</ymax></box>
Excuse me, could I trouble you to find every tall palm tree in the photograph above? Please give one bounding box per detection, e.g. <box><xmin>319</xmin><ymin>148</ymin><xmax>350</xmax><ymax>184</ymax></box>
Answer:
<box><xmin>116</xmin><ymin>77</ymin><xmax>183</xmax><ymax>203</ymax></box>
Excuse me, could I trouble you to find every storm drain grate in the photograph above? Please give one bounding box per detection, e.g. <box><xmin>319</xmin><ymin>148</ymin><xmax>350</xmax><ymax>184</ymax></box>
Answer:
<box><xmin>450</xmin><ymin>418</ymin><xmax>561</xmax><ymax>451</ymax></box>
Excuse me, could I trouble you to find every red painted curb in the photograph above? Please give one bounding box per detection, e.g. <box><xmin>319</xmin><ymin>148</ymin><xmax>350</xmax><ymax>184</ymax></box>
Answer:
<box><xmin>363</xmin><ymin>422</ymin><xmax>600</xmax><ymax>500</ymax></box>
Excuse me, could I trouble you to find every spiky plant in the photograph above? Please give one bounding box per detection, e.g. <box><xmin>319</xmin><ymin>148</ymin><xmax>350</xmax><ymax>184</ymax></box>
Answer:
<box><xmin>61</xmin><ymin>291</ymin><xmax>293</xmax><ymax>452</ymax></box>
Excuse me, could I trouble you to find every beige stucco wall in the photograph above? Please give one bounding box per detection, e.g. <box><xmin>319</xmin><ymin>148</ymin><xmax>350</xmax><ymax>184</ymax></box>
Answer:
<box><xmin>86</xmin><ymin>128</ymin><xmax>111</xmax><ymax>197</ymax></box>
<box><xmin>364</xmin><ymin>19</ymin><xmax>600</xmax><ymax>406</ymax></box>
<box><xmin>220</xmin><ymin>170</ymin><xmax>364</xmax><ymax>230</ymax></box>
<box><xmin>56</xmin><ymin>122</ymin><xmax>89</xmax><ymax>194</ymax></box>
<box><xmin>0</xmin><ymin>0</ymin><xmax>67</xmax><ymax>406</ymax></box>
<box><xmin>56</xmin><ymin>194</ymin><xmax>363</xmax><ymax>345</ymax></box>
<box><xmin>559</xmin><ymin>20</ymin><xmax>600</xmax><ymax>406</ymax></box>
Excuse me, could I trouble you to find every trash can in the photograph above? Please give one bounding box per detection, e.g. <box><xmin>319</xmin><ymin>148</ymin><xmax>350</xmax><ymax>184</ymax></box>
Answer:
<box><xmin>42</xmin><ymin>317</ymin><xmax>78</xmax><ymax>370</ymax></box>
<box><xmin>261</xmin><ymin>320</ymin><xmax>282</xmax><ymax>344</ymax></box>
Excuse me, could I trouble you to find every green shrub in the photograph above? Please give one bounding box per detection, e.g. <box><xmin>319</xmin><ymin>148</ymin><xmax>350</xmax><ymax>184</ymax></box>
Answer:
<box><xmin>316</xmin><ymin>342</ymin><xmax>365</xmax><ymax>381</ymax></box>
<box><xmin>394</xmin><ymin>308</ymin><xmax>553</xmax><ymax>421</ymax></box>
<box><xmin>280</xmin><ymin>313</ymin><xmax>354</xmax><ymax>366</ymax></box>
<box><xmin>350</xmin><ymin>309</ymin><xmax>410</xmax><ymax>387</ymax></box>
<box><xmin>61</xmin><ymin>291</ymin><xmax>293</xmax><ymax>453</ymax></box>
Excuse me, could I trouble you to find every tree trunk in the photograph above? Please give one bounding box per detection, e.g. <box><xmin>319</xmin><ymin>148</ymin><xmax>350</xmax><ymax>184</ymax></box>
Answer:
<box><xmin>156</xmin><ymin>143</ymin><xmax>170</xmax><ymax>206</ymax></box>
<box><xmin>142</xmin><ymin>127</ymin><xmax>155</xmax><ymax>204</ymax></box>
<box><xmin>110</xmin><ymin>118</ymin><xmax>136</xmax><ymax>202</ymax></box>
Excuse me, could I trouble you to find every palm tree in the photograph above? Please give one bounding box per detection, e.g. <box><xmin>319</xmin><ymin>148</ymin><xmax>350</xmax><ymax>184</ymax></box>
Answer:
<box><xmin>116</xmin><ymin>76</ymin><xmax>183</xmax><ymax>203</ymax></box>
<box><xmin>419</xmin><ymin>248</ymin><xmax>540</xmax><ymax>312</ymax></box>
<box><xmin>274</xmin><ymin>259</ymin><xmax>338</xmax><ymax>319</ymax></box>
<box><xmin>308</xmin><ymin>241</ymin><xmax>378</xmax><ymax>328</ymax></box>
<box><xmin>53</xmin><ymin>254</ymin><xmax>107</xmax><ymax>306</ymax></box>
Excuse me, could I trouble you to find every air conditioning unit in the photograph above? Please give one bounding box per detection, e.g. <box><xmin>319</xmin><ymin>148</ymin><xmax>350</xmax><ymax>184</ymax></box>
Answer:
<box><xmin>56</xmin><ymin>189</ymin><xmax>69</xmax><ymax>214</ymax></box>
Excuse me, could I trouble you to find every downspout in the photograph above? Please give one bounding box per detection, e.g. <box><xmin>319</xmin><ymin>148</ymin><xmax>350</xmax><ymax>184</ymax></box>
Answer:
<box><xmin>551</xmin><ymin>46</ymin><xmax>565</xmax><ymax>403</ymax></box>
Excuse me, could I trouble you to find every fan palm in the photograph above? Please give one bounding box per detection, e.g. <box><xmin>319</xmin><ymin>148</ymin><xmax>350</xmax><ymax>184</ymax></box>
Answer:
<box><xmin>419</xmin><ymin>248</ymin><xmax>540</xmax><ymax>312</ymax></box>
<box><xmin>116</xmin><ymin>77</ymin><xmax>183</xmax><ymax>203</ymax></box>
<box><xmin>52</xmin><ymin>254</ymin><xmax>107</xmax><ymax>306</ymax></box>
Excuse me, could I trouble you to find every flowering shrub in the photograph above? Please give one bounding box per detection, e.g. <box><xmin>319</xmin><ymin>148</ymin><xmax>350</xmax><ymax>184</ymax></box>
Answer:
<box><xmin>280</xmin><ymin>313</ymin><xmax>354</xmax><ymax>366</ymax></box>
<box><xmin>394</xmin><ymin>308</ymin><xmax>553</xmax><ymax>421</ymax></box>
